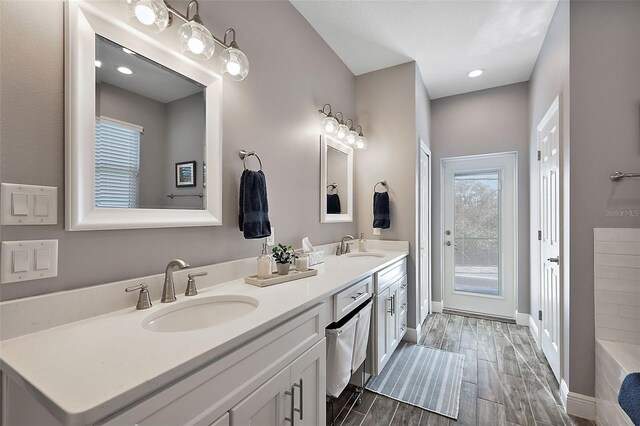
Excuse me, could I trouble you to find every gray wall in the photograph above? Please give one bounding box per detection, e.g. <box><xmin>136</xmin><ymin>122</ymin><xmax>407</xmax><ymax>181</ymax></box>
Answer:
<box><xmin>430</xmin><ymin>82</ymin><xmax>530</xmax><ymax>313</ymax></box>
<box><xmin>354</xmin><ymin>62</ymin><xmax>421</xmax><ymax>329</ymax></box>
<box><xmin>165</xmin><ymin>93</ymin><xmax>206</xmax><ymax>210</ymax></box>
<box><xmin>0</xmin><ymin>0</ymin><xmax>356</xmax><ymax>300</ymax></box>
<box><xmin>568</xmin><ymin>0</ymin><xmax>640</xmax><ymax>397</ymax></box>
<box><xmin>528</xmin><ymin>0</ymin><xmax>571</xmax><ymax>391</ymax></box>
<box><xmin>98</xmin><ymin>82</ymin><xmax>168</xmax><ymax>209</ymax></box>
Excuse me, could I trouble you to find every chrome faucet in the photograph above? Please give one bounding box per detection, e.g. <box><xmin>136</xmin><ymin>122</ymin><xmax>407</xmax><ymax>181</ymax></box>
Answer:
<box><xmin>336</xmin><ymin>235</ymin><xmax>355</xmax><ymax>256</ymax></box>
<box><xmin>161</xmin><ymin>259</ymin><xmax>190</xmax><ymax>303</ymax></box>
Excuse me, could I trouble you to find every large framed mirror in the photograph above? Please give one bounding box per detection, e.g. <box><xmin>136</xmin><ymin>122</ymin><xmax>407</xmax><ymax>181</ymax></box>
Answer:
<box><xmin>320</xmin><ymin>135</ymin><xmax>353</xmax><ymax>223</ymax></box>
<box><xmin>65</xmin><ymin>0</ymin><xmax>222</xmax><ymax>230</ymax></box>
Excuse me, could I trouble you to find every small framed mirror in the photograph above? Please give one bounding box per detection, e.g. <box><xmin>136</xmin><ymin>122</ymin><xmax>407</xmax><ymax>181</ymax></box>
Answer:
<box><xmin>65</xmin><ymin>1</ymin><xmax>222</xmax><ymax>230</ymax></box>
<box><xmin>320</xmin><ymin>135</ymin><xmax>353</xmax><ymax>223</ymax></box>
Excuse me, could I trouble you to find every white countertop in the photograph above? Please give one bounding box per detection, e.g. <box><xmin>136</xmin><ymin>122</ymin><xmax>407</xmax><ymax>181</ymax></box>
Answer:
<box><xmin>0</xmin><ymin>248</ymin><xmax>407</xmax><ymax>425</ymax></box>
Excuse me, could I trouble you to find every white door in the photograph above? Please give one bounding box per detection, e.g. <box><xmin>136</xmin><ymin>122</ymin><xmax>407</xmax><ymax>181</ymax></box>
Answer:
<box><xmin>538</xmin><ymin>97</ymin><xmax>561</xmax><ymax>381</ymax></box>
<box><xmin>230</xmin><ymin>366</ymin><xmax>290</xmax><ymax>426</ymax></box>
<box><xmin>419</xmin><ymin>141</ymin><xmax>432</xmax><ymax>323</ymax></box>
<box><xmin>289</xmin><ymin>340</ymin><xmax>326</xmax><ymax>426</ymax></box>
<box><xmin>442</xmin><ymin>153</ymin><xmax>517</xmax><ymax>319</ymax></box>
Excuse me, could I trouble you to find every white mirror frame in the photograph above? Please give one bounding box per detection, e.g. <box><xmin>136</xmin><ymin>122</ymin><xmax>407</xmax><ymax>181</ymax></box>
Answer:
<box><xmin>320</xmin><ymin>134</ymin><xmax>354</xmax><ymax>223</ymax></box>
<box><xmin>65</xmin><ymin>0</ymin><xmax>223</xmax><ymax>231</ymax></box>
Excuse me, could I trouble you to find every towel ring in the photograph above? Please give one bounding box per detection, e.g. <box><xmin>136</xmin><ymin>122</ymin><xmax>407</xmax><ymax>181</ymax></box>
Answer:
<box><xmin>239</xmin><ymin>150</ymin><xmax>263</xmax><ymax>171</ymax></box>
<box><xmin>374</xmin><ymin>180</ymin><xmax>388</xmax><ymax>192</ymax></box>
<box><xmin>327</xmin><ymin>183</ymin><xmax>338</xmax><ymax>194</ymax></box>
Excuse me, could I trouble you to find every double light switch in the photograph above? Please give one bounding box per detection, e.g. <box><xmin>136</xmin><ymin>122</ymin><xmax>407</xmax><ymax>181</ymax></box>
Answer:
<box><xmin>1</xmin><ymin>240</ymin><xmax>58</xmax><ymax>284</ymax></box>
<box><xmin>1</xmin><ymin>183</ymin><xmax>57</xmax><ymax>225</ymax></box>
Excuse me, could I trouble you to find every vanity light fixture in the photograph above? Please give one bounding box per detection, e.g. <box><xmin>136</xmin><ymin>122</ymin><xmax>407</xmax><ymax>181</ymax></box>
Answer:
<box><xmin>220</xmin><ymin>29</ymin><xmax>249</xmax><ymax>80</ymax></box>
<box><xmin>318</xmin><ymin>104</ymin><xmax>339</xmax><ymax>134</ymax></box>
<box><xmin>345</xmin><ymin>119</ymin><xmax>357</xmax><ymax>146</ymax></box>
<box><xmin>355</xmin><ymin>125</ymin><xmax>367</xmax><ymax>150</ymax></box>
<box><xmin>117</xmin><ymin>66</ymin><xmax>133</xmax><ymax>75</ymax></box>
<box><xmin>467</xmin><ymin>68</ymin><xmax>485</xmax><ymax>78</ymax></box>
<box><xmin>335</xmin><ymin>112</ymin><xmax>349</xmax><ymax>140</ymax></box>
<box><xmin>126</xmin><ymin>0</ymin><xmax>250</xmax><ymax>79</ymax></box>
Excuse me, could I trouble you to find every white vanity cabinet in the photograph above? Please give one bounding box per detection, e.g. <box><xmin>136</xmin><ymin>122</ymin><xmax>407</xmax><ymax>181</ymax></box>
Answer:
<box><xmin>230</xmin><ymin>339</ymin><xmax>325</xmax><ymax>426</ymax></box>
<box><xmin>369</xmin><ymin>259</ymin><xmax>408</xmax><ymax>375</ymax></box>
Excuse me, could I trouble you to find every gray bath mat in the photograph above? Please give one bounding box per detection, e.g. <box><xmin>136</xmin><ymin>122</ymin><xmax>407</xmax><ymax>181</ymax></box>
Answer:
<box><xmin>365</xmin><ymin>342</ymin><xmax>465</xmax><ymax>419</ymax></box>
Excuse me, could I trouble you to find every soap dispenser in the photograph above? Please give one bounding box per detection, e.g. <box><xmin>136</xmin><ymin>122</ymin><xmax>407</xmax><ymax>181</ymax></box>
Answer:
<box><xmin>359</xmin><ymin>233</ymin><xmax>367</xmax><ymax>252</ymax></box>
<box><xmin>257</xmin><ymin>242</ymin><xmax>272</xmax><ymax>279</ymax></box>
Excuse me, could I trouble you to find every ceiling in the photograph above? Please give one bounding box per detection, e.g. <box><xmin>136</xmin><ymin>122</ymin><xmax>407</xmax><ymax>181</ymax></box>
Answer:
<box><xmin>290</xmin><ymin>0</ymin><xmax>559</xmax><ymax>99</ymax></box>
<box><xmin>96</xmin><ymin>35</ymin><xmax>204</xmax><ymax>104</ymax></box>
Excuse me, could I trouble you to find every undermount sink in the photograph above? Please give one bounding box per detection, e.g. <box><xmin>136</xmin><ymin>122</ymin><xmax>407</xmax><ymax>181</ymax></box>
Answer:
<box><xmin>346</xmin><ymin>252</ymin><xmax>385</xmax><ymax>258</ymax></box>
<box><xmin>143</xmin><ymin>295</ymin><xmax>258</xmax><ymax>333</ymax></box>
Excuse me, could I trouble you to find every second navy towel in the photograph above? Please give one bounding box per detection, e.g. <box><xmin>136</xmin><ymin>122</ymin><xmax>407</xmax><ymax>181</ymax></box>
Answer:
<box><xmin>238</xmin><ymin>169</ymin><xmax>271</xmax><ymax>239</ymax></box>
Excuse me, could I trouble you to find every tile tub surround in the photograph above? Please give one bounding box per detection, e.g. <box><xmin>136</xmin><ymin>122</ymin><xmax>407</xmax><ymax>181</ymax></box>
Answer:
<box><xmin>594</xmin><ymin>228</ymin><xmax>640</xmax><ymax>425</ymax></box>
<box><xmin>0</xmin><ymin>241</ymin><xmax>408</xmax><ymax>425</ymax></box>
<box><xmin>594</xmin><ymin>228</ymin><xmax>640</xmax><ymax>345</ymax></box>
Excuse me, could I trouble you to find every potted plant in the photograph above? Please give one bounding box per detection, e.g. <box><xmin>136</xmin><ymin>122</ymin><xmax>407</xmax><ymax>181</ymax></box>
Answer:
<box><xmin>272</xmin><ymin>243</ymin><xmax>298</xmax><ymax>275</ymax></box>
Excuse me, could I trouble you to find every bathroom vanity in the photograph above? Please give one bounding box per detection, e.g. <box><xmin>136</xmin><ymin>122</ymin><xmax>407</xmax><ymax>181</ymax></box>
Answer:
<box><xmin>0</xmin><ymin>242</ymin><xmax>408</xmax><ymax>425</ymax></box>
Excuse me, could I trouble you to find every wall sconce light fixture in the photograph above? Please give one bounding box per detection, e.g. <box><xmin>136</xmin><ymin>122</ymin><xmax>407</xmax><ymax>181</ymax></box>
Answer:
<box><xmin>126</xmin><ymin>0</ymin><xmax>249</xmax><ymax>79</ymax></box>
<box><xmin>318</xmin><ymin>104</ymin><xmax>367</xmax><ymax>149</ymax></box>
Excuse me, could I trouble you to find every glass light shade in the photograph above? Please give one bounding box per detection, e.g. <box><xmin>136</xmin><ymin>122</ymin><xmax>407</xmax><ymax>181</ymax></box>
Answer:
<box><xmin>345</xmin><ymin>129</ymin><xmax>358</xmax><ymax>145</ymax></box>
<box><xmin>221</xmin><ymin>47</ymin><xmax>250</xmax><ymax>81</ymax></box>
<box><xmin>355</xmin><ymin>135</ymin><xmax>367</xmax><ymax>149</ymax></box>
<box><xmin>127</xmin><ymin>0</ymin><xmax>169</xmax><ymax>33</ymax></box>
<box><xmin>178</xmin><ymin>21</ymin><xmax>215</xmax><ymax>60</ymax></box>
<box><xmin>336</xmin><ymin>123</ymin><xmax>349</xmax><ymax>139</ymax></box>
<box><xmin>322</xmin><ymin>116</ymin><xmax>338</xmax><ymax>134</ymax></box>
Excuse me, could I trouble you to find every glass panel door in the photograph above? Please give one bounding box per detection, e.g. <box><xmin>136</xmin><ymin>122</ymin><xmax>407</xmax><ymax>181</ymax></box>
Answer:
<box><xmin>453</xmin><ymin>171</ymin><xmax>500</xmax><ymax>296</ymax></box>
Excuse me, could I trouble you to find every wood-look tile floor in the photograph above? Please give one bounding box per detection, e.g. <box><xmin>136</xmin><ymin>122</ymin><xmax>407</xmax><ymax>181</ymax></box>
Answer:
<box><xmin>328</xmin><ymin>313</ymin><xmax>596</xmax><ymax>426</ymax></box>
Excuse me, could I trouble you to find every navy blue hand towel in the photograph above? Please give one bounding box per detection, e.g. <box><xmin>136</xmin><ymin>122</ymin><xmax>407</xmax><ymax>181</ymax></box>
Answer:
<box><xmin>327</xmin><ymin>194</ymin><xmax>341</xmax><ymax>214</ymax></box>
<box><xmin>238</xmin><ymin>169</ymin><xmax>271</xmax><ymax>239</ymax></box>
<box><xmin>619</xmin><ymin>372</ymin><xmax>640</xmax><ymax>425</ymax></box>
<box><xmin>373</xmin><ymin>191</ymin><xmax>390</xmax><ymax>229</ymax></box>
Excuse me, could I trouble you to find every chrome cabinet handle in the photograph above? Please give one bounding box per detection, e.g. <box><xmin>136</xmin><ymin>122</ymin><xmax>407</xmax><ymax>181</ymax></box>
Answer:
<box><xmin>548</xmin><ymin>257</ymin><xmax>560</xmax><ymax>263</ymax></box>
<box><xmin>285</xmin><ymin>386</ymin><xmax>295</xmax><ymax>424</ymax></box>
<box><xmin>351</xmin><ymin>291</ymin><xmax>366</xmax><ymax>301</ymax></box>
<box><xmin>387</xmin><ymin>297</ymin><xmax>393</xmax><ymax>315</ymax></box>
<box><xmin>294</xmin><ymin>379</ymin><xmax>303</xmax><ymax>420</ymax></box>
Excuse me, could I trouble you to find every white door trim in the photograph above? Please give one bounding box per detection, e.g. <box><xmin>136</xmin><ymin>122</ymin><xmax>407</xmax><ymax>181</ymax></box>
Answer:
<box><xmin>418</xmin><ymin>140</ymin><xmax>432</xmax><ymax>323</ymax></box>
<box><xmin>440</xmin><ymin>152</ymin><xmax>518</xmax><ymax>320</ymax></box>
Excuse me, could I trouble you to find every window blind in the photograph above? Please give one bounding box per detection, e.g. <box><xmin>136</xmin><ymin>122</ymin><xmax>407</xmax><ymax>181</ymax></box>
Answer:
<box><xmin>95</xmin><ymin>117</ymin><xmax>142</xmax><ymax>208</ymax></box>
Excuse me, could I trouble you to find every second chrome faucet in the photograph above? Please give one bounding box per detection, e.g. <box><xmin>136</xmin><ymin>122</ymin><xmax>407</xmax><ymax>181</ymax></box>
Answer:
<box><xmin>161</xmin><ymin>259</ymin><xmax>190</xmax><ymax>303</ymax></box>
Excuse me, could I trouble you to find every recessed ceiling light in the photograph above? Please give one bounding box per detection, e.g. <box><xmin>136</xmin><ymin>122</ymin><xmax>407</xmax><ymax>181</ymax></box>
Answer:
<box><xmin>122</xmin><ymin>47</ymin><xmax>135</xmax><ymax>55</ymax></box>
<box><xmin>95</xmin><ymin>60</ymin><xmax>102</xmax><ymax>68</ymax></box>
<box><xmin>117</xmin><ymin>66</ymin><xmax>133</xmax><ymax>75</ymax></box>
<box><xmin>467</xmin><ymin>69</ymin><xmax>485</xmax><ymax>78</ymax></box>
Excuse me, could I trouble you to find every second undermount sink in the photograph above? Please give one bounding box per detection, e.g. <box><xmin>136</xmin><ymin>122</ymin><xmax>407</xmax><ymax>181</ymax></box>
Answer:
<box><xmin>143</xmin><ymin>295</ymin><xmax>258</xmax><ymax>333</ymax></box>
<box><xmin>346</xmin><ymin>252</ymin><xmax>385</xmax><ymax>258</ymax></box>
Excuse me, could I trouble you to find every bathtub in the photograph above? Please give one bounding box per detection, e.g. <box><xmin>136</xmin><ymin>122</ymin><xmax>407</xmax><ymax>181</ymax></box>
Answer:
<box><xmin>596</xmin><ymin>339</ymin><xmax>640</xmax><ymax>426</ymax></box>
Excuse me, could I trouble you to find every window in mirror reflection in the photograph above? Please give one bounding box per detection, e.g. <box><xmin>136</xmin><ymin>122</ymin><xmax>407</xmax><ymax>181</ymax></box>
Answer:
<box><xmin>326</xmin><ymin>146</ymin><xmax>349</xmax><ymax>215</ymax></box>
<box><xmin>95</xmin><ymin>35</ymin><xmax>206</xmax><ymax>210</ymax></box>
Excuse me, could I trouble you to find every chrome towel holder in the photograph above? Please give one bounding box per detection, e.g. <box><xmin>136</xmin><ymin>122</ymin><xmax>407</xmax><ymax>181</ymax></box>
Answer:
<box><xmin>239</xmin><ymin>150</ymin><xmax>263</xmax><ymax>171</ymax></box>
<box><xmin>327</xmin><ymin>183</ymin><xmax>338</xmax><ymax>194</ymax></box>
<box><xmin>374</xmin><ymin>180</ymin><xmax>388</xmax><ymax>192</ymax></box>
<box><xmin>610</xmin><ymin>171</ymin><xmax>640</xmax><ymax>182</ymax></box>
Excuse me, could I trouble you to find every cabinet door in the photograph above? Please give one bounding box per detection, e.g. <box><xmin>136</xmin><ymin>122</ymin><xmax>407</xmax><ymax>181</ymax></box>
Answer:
<box><xmin>210</xmin><ymin>413</ymin><xmax>230</xmax><ymax>426</ymax></box>
<box><xmin>386</xmin><ymin>280</ymin><xmax>400</xmax><ymax>355</ymax></box>
<box><xmin>376</xmin><ymin>287</ymin><xmax>391</xmax><ymax>369</ymax></box>
<box><xmin>230</xmin><ymin>366</ymin><xmax>291</xmax><ymax>426</ymax></box>
<box><xmin>290</xmin><ymin>339</ymin><xmax>326</xmax><ymax>426</ymax></box>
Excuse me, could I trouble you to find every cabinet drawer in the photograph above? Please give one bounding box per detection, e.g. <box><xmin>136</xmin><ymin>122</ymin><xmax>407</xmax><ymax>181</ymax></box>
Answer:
<box><xmin>376</xmin><ymin>259</ymin><xmax>406</xmax><ymax>292</ymax></box>
<box><xmin>333</xmin><ymin>277</ymin><xmax>372</xmax><ymax>321</ymax></box>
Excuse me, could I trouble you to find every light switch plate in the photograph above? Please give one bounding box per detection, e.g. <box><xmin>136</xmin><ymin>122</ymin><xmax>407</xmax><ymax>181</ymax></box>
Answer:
<box><xmin>266</xmin><ymin>226</ymin><xmax>275</xmax><ymax>246</ymax></box>
<box><xmin>373</xmin><ymin>228</ymin><xmax>381</xmax><ymax>236</ymax></box>
<box><xmin>1</xmin><ymin>240</ymin><xmax>58</xmax><ymax>284</ymax></box>
<box><xmin>1</xmin><ymin>183</ymin><xmax>57</xmax><ymax>225</ymax></box>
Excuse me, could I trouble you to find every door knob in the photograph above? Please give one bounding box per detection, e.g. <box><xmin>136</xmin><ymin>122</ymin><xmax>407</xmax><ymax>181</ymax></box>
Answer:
<box><xmin>548</xmin><ymin>257</ymin><xmax>560</xmax><ymax>263</ymax></box>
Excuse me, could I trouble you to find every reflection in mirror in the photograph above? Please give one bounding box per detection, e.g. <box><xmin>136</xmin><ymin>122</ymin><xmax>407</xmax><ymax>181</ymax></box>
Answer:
<box><xmin>326</xmin><ymin>146</ymin><xmax>349</xmax><ymax>215</ymax></box>
<box><xmin>95</xmin><ymin>35</ymin><xmax>205</xmax><ymax>210</ymax></box>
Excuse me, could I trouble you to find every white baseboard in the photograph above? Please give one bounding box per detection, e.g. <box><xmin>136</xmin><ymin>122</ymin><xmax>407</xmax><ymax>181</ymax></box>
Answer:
<box><xmin>515</xmin><ymin>311</ymin><xmax>529</xmax><ymax>326</ymax></box>
<box><xmin>431</xmin><ymin>300</ymin><xmax>443</xmax><ymax>313</ymax></box>
<box><xmin>528</xmin><ymin>315</ymin><xmax>540</xmax><ymax>346</ymax></box>
<box><xmin>403</xmin><ymin>324</ymin><xmax>421</xmax><ymax>344</ymax></box>
<box><xmin>561</xmin><ymin>380</ymin><xmax>596</xmax><ymax>420</ymax></box>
